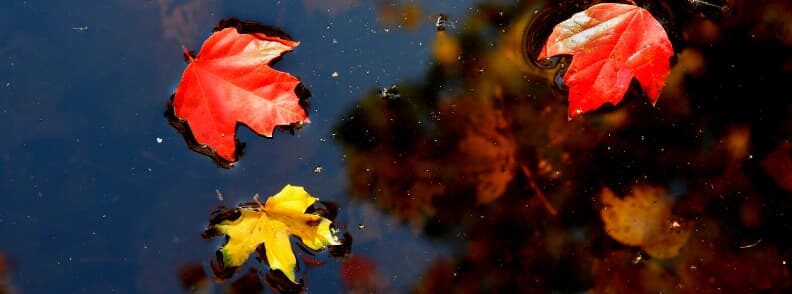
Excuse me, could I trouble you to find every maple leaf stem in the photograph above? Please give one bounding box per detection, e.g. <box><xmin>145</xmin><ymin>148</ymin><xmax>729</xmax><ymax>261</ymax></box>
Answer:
<box><xmin>252</xmin><ymin>193</ymin><xmax>264</xmax><ymax>208</ymax></box>
<box><xmin>181</xmin><ymin>45</ymin><xmax>194</xmax><ymax>62</ymax></box>
<box><xmin>520</xmin><ymin>164</ymin><xmax>558</xmax><ymax>216</ymax></box>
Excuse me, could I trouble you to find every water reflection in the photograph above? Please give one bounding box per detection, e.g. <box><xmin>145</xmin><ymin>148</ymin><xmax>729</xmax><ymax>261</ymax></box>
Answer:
<box><xmin>0</xmin><ymin>253</ymin><xmax>18</xmax><ymax>293</ymax></box>
<box><xmin>335</xmin><ymin>0</ymin><xmax>792</xmax><ymax>292</ymax></box>
<box><xmin>0</xmin><ymin>0</ymin><xmax>791</xmax><ymax>292</ymax></box>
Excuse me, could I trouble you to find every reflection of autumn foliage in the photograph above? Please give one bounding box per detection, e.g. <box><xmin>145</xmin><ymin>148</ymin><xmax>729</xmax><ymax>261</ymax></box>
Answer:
<box><xmin>339</xmin><ymin>96</ymin><xmax>518</xmax><ymax>228</ymax></box>
<box><xmin>156</xmin><ymin>0</ymin><xmax>218</xmax><ymax>42</ymax></box>
<box><xmin>338</xmin><ymin>0</ymin><xmax>610</xmax><ymax>229</ymax></box>
<box><xmin>345</xmin><ymin>147</ymin><xmax>444</xmax><ymax>227</ymax></box>
<box><xmin>414</xmin><ymin>199</ymin><xmax>576</xmax><ymax>293</ymax></box>
<box><xmin>376</xmin><ymin>2</ymin><xmax>423</xmax><ymax>30</ymax></box>
<box><xmin>337</xmin><ymin>0</ymin><xmax>792</xmax><ymax>292</ymax></box>
<box><xmin>0</xmin><ymin>253</ymin><xmax>18</xmax><ymax>294</ymax></box>
<box><xmin>445</xmin><ymin>98</ymin><xmax>516</xmax><ymax>204</ymax></box>
<box><xmin>725</xmin><ymin>0</ymin><xmax>792</xmax><ymax>46</ymax></box>
<box><xmin>677</xmin><ymin>227</ymin><xmax>792</xmax><ymax>292</ymax></box>
<box><xmin>762</xmin><ymin>142</ymin><xmax>792</xmax><ymax>192</ymax></box>
<box><xmin>594</xmin><ymin>238</ymin><xmax>792</xmax><ymax>293</ymax></box>
<box><xmin>340</xmin><ymin>254</ymin><xmax>387</xmax><ymax>293</ymax></box>
<box><xmin>592</xmin><ymin>250</ymin><xmax>678</xmax><ymax>293</ymax></box>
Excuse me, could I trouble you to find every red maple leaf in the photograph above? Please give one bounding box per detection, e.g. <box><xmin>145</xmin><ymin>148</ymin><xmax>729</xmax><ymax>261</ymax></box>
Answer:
<box><xmin>538</xmin><ymin>3</ymin><xmax>673</xmax><ymax>118</ymax></box>
<box><xmin>173</xmin><ymin>27</ymin><xmax>308</xmax><ymax>162</ymax></box>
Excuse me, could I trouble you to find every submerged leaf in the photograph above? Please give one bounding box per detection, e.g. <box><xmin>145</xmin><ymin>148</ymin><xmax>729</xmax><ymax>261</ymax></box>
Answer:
<box><xmin>600</xmin><ymin>186</ymin><xmax>691</xmax><ymax>258</ymax></box>
<box><xmin>206</xmin><ymin>185</ymin><xmax>340</xmax><ymax>283</ymax></box>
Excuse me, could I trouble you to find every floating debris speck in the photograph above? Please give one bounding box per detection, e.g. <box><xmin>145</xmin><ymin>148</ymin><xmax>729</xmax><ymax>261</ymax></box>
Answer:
<box><xmin>215</xmin><ymin>189</ymin><xmax>224</xmax><ymax>201</ymax></box>
<box><xmin>379</xmin><ymin>85</ymin><xmax>400</xmax><ymax>100</ymax></box>
<box><xmin>435</xmin><ymin>14</ymin><xmax>449</xmax><ymax>31</ymax></box>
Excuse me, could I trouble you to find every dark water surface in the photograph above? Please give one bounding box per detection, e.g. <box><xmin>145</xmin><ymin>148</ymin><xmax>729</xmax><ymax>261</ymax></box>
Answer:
<box><xmin>2</xmin><ymin>0</ymin><xmax>792</xmax><ymax>293</ymax></box>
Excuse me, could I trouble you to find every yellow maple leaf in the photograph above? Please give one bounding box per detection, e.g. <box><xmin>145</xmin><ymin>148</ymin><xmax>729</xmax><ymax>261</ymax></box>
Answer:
<box><xmin>209</xmin><ymin>185</ymin><xmax>340</xmax><ymax>283</ymax></box>
<box><xmin>600</xmin><ymin>186</ymin><xmax>692</xmax><ymax>258</ymax></box>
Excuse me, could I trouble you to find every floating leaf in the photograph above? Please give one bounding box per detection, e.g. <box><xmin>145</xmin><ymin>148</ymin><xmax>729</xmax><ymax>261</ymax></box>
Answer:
<box><xmin>204</xmin><ymin>185</ymin><xmax>340</xmax><ymax>283</ymax></box>
<box><xmin>173</xmin><ymin>26</ymin><xmax>308</xmax><ymax>163</ymax></box>
<box><xmin>538</xmin><ymin>3</ymin><xmax>673</xmax><ymax>117</ymax></box>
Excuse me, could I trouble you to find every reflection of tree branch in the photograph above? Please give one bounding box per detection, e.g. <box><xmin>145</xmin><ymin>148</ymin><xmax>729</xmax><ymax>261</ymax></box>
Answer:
<box><xmin>520</xmin><ymin>164</ymin><xmax>557</xmax><ymax>216</ymax></box>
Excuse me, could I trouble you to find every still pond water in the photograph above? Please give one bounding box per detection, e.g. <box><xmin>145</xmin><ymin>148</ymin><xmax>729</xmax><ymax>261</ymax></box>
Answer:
<box><xmin>1</xmin><ymin>0</ymin><xmax>791</xmax><ymax>293</ymax></box>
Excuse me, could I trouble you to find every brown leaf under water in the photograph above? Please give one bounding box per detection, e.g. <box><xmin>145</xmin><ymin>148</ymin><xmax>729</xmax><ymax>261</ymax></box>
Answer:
<box><xmin>600</xmin><ymin>186</ymin><xmax>693</xmax><ymax>258</ymax></box>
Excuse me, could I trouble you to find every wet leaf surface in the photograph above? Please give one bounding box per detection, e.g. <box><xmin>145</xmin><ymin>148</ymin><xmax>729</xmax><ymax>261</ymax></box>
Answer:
<box><xmin>538</xmin><ymin>3</ymin><xmax>673</xmax><ymax>117</ymax></box>
<box><xmin>203</xmin><ymin>185</ymin><xmax>342</xmax><ymax>284</ymax></box>
<box><xmin>172</xmin><ymin>21</ymin><xmax>308</xmax><ymax>164</ymax></box>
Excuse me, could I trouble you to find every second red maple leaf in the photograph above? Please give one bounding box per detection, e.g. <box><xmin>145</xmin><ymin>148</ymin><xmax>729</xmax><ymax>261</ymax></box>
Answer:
<box><xmin>539</xmin><ymin>3</ymin><xmax>673</xmax><ymax>118</ymax></box>
<box><xmin>173</xmin><ymin>26</ymin><xmax>308</xmax><ymax>163</ymax></box>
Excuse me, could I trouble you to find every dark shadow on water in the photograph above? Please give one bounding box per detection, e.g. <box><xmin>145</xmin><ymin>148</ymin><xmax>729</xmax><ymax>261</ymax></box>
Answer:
<box><xmin>231</xmin><ymin>268</ymin><xmax>266</xmax><ymax>294</ymax></box>
<box><xmin>165</xmin><ymin>86</ymin><xmax>310</xmax><ymax>169</ymax></box>
<box><xmin>164</xmin><ymin>101</ymin><xmax>244</xmax><ymax>169</ymax></box>
<box><xmin>177</xmin><ymin>262</ymin><xmax>208</xmax><ymax>292</ymax></box>
<box><xmin>264</xmin><ymin>270</ymin><xmax>303</xmax><ymax>294</ymax></box>
<box><xmin>213</xmin><ymin>18</ymin><xmax>295</xmax><ymax>40</ymax></box>
<box><xmin>520</xmin><ymin>2</ymin><xmax>578</xmax><ymax>69</ymax></box>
